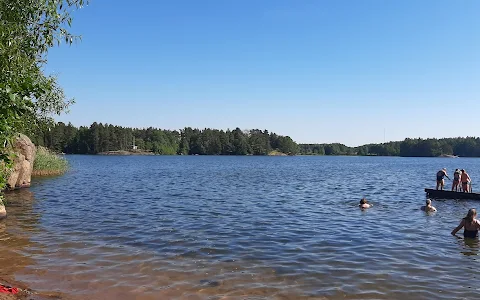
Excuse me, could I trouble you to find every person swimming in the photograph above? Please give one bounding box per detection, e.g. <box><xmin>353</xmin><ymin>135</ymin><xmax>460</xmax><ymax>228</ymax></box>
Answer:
<box><xmin>436</xmin><ymin>168</ymin><xmax>450</xmax><ymax>190</ymax></box>
<box><xmin>421</xmin><ymin>199</ymin><xmax>437</xmax><ymax>212</ymax></box>
<box><xmin>452</xmin><ymin>169</ymin><xmax>461</xmax><ymax>191</ymax></box>
<box><xmin>451</xmin><ymin>208</ymin><xmax>480</xmax><ymax>238</ymax></box>
<box><xmin>460</xmin><ymin>169</ymin><xmax>471</xmax><ymax>193</ymax></box>
<box><xmin>359</xmin><ymin>198</ymin><xmax>372</xmax><ymax>209</ymax></box>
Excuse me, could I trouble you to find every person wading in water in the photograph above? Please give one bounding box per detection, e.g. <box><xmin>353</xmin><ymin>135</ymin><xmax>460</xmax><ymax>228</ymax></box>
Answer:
<box><xmin>436</xmin><ymin>168</ymin><xmax>450</xmax><ymax>190</ymax></box>
<box><xmin>451</xmin><ymin>208</ymin><xmax>480</xmax><ymax>238</ymax></box>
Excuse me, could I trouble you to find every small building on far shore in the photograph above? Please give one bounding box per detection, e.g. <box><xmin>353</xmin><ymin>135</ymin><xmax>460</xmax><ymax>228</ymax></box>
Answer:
<box><xmin>132</xmin><ymin>137</ymin><xmax>138</xmax><ymax>150</ymax></box>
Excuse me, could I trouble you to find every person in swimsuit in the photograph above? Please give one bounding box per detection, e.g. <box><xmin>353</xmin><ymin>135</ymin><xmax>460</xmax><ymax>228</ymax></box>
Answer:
<box><xmin>436</xmin><ymin>168</ymin><xmax>450</xmax><ymax>190</ymax></box>
<box><xmin>359</xmin><ymin>198</ymin><xmax>372</xmax><ymax>209</ymax></box>
<box><xmin>460</xmin><ymin>169</ymin><xmax>471</xmax><ymax>193</ymax></box>
<box><xmin>452</xmin><ymin>169</ymin><xmax>461</xmax><ymax>191</ymax></box>
<box><xmin>451</xmin><ymin>208</ymin><xmax>480</xmax><ymax>238</ymax></box>
<box><xmin>421</xmin><ymin>199</ymin><xmax>437</xmax><ymax>212</ymax></box>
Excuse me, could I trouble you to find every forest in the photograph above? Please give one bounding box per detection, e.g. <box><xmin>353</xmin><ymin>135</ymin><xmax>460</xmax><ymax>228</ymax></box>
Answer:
<box><xmin>27</xmin><ymin>122</ymin><xmax>299</xmax><ymax>155</ymax></box>
<box><xmin>299</xmin><ymin>137</ymin><xmax>480</xmax><ymax>157</ymax></box>
<box><xmin>27</xmin><ymin>122</ymin><xmax>480</xmax><ymax>157</ymax></box>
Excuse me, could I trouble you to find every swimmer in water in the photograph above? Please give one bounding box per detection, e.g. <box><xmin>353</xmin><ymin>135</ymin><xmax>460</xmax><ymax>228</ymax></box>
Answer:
<box><xmin>359</xmin><ymin>198</ymin><xmax>372</xmax><ymax>209</ymax></box>
<box><xmin>421</xmin><ymin>199</ymin><xmax>437</xmax><ymax>212</ymax></box>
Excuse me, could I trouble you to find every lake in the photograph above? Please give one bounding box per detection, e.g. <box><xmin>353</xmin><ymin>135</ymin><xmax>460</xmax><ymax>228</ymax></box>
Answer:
<box><xmin>2</xmin><ymin>155</ymin><xmax>480</xmax><ymax>299</ymax></box>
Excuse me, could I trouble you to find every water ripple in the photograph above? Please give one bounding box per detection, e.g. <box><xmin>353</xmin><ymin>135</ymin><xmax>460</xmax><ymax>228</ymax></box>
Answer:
<box><xmin>2</xmin><ymin>156</ymin><xmax>480</xmax><ymax>299</ymax></box>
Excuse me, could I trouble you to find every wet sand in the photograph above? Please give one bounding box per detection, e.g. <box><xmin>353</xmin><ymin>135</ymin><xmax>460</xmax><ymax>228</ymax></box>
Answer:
<box><xmin>0</xmin><ymin>293</ymin><xmax>18</xmax><ymax>300</ymax></box>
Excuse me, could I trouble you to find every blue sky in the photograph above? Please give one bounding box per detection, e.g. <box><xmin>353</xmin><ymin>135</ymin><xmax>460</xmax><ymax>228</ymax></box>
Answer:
<box><xmin>46</xmin><ymin>0</ymin><xmax>480</xmax><ymax>146</ymax></box>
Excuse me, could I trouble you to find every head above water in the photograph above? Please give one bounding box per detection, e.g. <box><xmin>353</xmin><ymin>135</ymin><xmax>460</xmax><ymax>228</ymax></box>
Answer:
<box><xmin>360</xmin><ymin>198</ymin><xmax>367</xmax><ymax>205</ymax></box>
<box><xmin>461</xmin><ymin>169</ymin><xmax>465</xmax><ymax>173</ymax></box>
<box><xmin>465</xmin><ymin>208</ymin><xmax>477</xmax><ymax>222</ymax></box>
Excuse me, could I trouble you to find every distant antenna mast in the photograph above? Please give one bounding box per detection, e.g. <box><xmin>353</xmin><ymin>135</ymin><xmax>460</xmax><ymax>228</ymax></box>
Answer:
<box><xmin>384</xmin><ymin>128</ymin><xmax>386</xmax><ymax>143</ymax></box>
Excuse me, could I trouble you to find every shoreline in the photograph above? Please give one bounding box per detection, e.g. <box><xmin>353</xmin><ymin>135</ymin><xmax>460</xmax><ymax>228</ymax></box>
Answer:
<box><xmin>59</xmin><ymin>152</ymin><xmax>471</xmax><ymax>158</ymax></box>
<box><xmin>0</xmin><ymin>277</ymin><xmax>65</xmax><ymax>300</ymax></box>
<box><xmin>92</xmin><ymin>150</ymin><xmax>293</xmax><ymax>156</ymax></box>
<box><xmin>0</xmin><ymin>277</ymin><xmax>30</xmax><ymax>300</ymax></box>
<box><xmin>98</xmin><ymin>150</ymin><xmax>155</xmax><ymax>156</ymax></box>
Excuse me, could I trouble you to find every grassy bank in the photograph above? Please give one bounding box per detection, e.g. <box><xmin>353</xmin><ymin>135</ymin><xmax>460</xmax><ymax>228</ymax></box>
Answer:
<box><xmin>32</xmin><ymin>147</ymin><xmax>69</xmax><ymax>176</ymax></box>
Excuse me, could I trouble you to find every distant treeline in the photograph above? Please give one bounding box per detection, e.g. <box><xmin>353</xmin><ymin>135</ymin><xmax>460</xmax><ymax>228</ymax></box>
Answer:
<box><xmin>26</xmin><ymin>122</ymin><xmax>480</xmax><ymax>157</ymax></box>
<box><xmin>299</xmin><ymin>137</ymin><xmax>480</xmax><ymax>157</ymax></box>
<box><xmin>27</xmin><ymin>122</ymin><xmax>298</xmax><ymax>155</ymax></box>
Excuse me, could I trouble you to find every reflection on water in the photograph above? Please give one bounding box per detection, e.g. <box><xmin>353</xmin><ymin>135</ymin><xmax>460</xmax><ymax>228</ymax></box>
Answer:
<box><xmin>3</xmin><ymin>156</ymin><xmax>480</xmax><ymax>299</ymax></box>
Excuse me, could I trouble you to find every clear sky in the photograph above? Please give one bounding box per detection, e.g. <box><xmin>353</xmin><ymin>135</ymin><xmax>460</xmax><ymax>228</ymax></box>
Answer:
<box><xmin>46</xmin><ymin>0</ymin><xmax>480</xmax><ymax>146</ymax></box>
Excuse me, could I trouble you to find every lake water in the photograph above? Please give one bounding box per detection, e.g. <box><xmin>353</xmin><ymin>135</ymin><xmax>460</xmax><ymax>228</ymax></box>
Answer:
<box><xmin>2</xmin><ymin>155</ymin><xmax>480</xmax><ymax>299</ymax></box>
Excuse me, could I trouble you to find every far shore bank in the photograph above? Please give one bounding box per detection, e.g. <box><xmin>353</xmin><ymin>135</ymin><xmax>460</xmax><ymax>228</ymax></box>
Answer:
<box><xmin>96</xmin><ymin>150</ymin><xmax>293</xmax><ymax>156</ymax></box>
<box><xmin>66</xmin><ymin>152</ymin><xmax>474</xmax><ymax>158</ymax></box>
<box><xmin>98</xmin><ymin>150</ymin><xmax>155</xmax><ymax>156</ymax></box>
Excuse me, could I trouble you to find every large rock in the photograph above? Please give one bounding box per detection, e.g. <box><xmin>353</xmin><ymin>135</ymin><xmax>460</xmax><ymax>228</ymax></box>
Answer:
<box><xmin>6</xmin><ymin>134</ymin><xmax>36</xmax><ymax>190</ymax></box>
<box><xmin>0</xmin><ymin>203</ymin><xmax>5</xmax><ymax>219</ymax></box>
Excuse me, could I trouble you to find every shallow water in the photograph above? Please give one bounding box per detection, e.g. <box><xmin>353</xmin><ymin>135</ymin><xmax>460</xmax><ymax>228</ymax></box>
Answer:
<box><xmin>2</xmin><ymin>155</ymin><xmax>480</xmax><ymax>299</ymax></box>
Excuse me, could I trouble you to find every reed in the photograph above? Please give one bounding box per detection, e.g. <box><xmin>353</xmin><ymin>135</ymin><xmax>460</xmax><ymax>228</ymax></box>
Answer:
<box><xmin>33</xmin><ymin>147</ymin><xmax>69</xmax><ymax>176</ymax></box>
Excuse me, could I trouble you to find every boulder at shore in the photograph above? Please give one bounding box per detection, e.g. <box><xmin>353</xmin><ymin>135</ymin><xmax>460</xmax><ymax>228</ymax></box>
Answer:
<box><xmin>0</xmin><ymin>204</ymin><xmax>6</xmax><ymax>219</ymax></box>
<box><xmin>6</xmin><ymin>134</ymin><xmax>36</xmax><ymax>190</ymax></box>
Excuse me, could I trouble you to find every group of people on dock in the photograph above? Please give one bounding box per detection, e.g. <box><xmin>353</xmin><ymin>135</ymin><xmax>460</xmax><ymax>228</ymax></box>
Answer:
<box><xmin>436</xmin><ymin>168</ymin><xmax>471</xmax><ymax>192</ymax></box>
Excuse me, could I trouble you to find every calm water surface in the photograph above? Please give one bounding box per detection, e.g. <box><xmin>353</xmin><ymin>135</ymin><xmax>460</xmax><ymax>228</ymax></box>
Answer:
<box><xmin>2</xmin><ymin>156</ymin><xmax>480</xmax><ymax>299</ymax></box>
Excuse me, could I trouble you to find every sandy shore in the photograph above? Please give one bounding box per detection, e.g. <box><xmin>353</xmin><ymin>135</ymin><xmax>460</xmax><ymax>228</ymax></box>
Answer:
<box><xmin>0</xmin><ymin>279</ymin><xmax>25</xmax><ymax>300</ymax></box>
<box><xmin>0</xmin><ymin>278</ymin><xmax>63</xmax><ymax>300</ymax></box>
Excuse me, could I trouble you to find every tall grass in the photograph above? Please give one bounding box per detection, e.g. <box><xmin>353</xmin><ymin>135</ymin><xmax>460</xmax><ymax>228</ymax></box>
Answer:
<box><xmin>33</xmin><ymin>147</ymin><xmax>69</xmax><ymax>176</ymax></box>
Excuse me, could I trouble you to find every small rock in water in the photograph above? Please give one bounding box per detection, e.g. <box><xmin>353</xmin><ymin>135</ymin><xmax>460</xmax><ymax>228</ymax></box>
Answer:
<box><xmin>199</xmin><ymin>279</ymin><xmax>220</xmax><ymax>287</ymax></box>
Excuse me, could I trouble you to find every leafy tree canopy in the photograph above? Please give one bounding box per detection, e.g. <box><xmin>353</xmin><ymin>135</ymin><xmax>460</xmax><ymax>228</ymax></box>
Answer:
<box><xmin>1</xmin><ymin>0</ymin><xmax>87</xmax><ymax>190</ymax></box>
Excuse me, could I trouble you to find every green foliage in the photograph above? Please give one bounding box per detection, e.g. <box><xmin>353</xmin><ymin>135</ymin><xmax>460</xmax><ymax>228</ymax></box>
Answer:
<box><xmin>299</xmin><ymin>138</ymin><xmax>480</xmax><ymax>157</ymax></box>
<box><xmin>0</xmin><ymin>0</ymin><xmax>87</xmax><ymax>190</ymax></box>
<box><xmin>33</xmin><ymin>146</ymin><xmax>69</xmax><ymax>175</ymax></box>
<box><xmin>29</xmin><ymin>122</ymin><xmax>300</xmax><ymax>156</ymax></box>
<box><xmin>300</xmin><ymin>144</ymin><xmax>325</xmax><ymax>155</ymax></box>
<box><xmin>0</xmin><ymin>159</ymin><xmax>12</xmax><ymax>193</ymax></box>
<box><xmin>399</xmin><ymin>137</ymin><xmax>480</xmax><ymax>157</ymax></box>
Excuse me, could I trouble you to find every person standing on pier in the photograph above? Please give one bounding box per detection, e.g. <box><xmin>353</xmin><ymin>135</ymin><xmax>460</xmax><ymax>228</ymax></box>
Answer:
<box><xmin>461</xmin><ymin>169</ymin><xmax>471</xmax><ymax>193</ymax></box>
<box><xmin>436</xmin><ymin>168</ymin><xmax>450</xmax><ymax>190</ymax></box>
<box><xmin>452</xmin><ymin>169</ymin><xmax>461</xmax><ymax>191</ymax></box>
